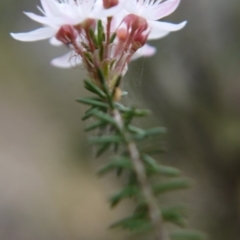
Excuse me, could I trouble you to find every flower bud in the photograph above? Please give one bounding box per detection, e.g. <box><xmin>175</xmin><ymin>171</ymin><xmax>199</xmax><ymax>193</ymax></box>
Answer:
<box><xmin>124</xmin><ymin>14</ymin><xmax>148</xmax><ymax>32</ymax></box>
<box><xmin>117</xmin><ymin>28</ymin><xmax>128</xmax><ymax>42</ymax></box>
<box><xmin>103</xmin><ymin>0</ymin><xmax>119</xmax><ymax>9</ymax></box>
<box><xmin>113</xmin><ymin>87</ymin><xmax>122</xmax><ymax>101</ymax></box>
<box><xmin>56</xmin><ymin>25</ymin><xmax>78</xmax><ymax>45</ymax></box>
<box><xmin>133</xmin><ymin>33</ymin><xmax>148</xmax><ymax>49</ymax></box>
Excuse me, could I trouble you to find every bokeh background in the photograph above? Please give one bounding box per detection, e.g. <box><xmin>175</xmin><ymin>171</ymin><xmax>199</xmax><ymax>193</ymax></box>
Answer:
<box><xmin>1</xmin><ymin>0</ymin><xmax>240</xmax><ymax>239</ymax></box>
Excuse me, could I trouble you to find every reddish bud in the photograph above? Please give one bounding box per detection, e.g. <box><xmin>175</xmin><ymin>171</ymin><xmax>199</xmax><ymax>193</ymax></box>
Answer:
<box><xmin>103</xmin><ymin>0</ymin><xmax>119</xmax><ymax>9</ymax></box>
<box><xmin>117</xmin><ymin>28</ymin><xmax>128</xmax><ymax>41</ymax></box>
<box><xmin>123</xmin><ymin>14</ymin><xmax>148</xmax><ymax>32</ymax></box>
<box><xmin>56</xmin><ymin>25</ymin><xmax>78</xmax><ymax>44</ymax></box>
<box><xmin>133</xmin><ymin>33</ymin><xmax>148</xmax><ymax>46</ymax></box>
<box><xmin>131</xmin><ymin>32</ymin><xmax>149</xmax><ymax>52</ymax></box>
<box><xmin>132</xmin><ymin>25</ymin><xmax>149</xmax><ymax>49</ymax></box>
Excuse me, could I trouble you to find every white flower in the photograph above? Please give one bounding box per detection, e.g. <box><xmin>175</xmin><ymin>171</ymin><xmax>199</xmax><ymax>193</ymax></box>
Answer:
<box><xmin>10</xmin><ymin>0</ymin><xmax>186</xmax><ymax>70</ymax></box>
<box><xmin>50</xmin><ymin>43</ymin><xmax>156</xmax><ymax>68</ymax></box>
<box><xmin>51</xmin><ymin>50</ymin><xmax>82</xmax><ymax>68</ymax></box>
<box><xmin>124</xmin><ymin>0</ymin><xmax>187</xmax><ymax>40</ymax></box>
<box><xmin>10</xmin><ymin>0</ymin><xmax>121</xmax><ymax>42</ymax></box>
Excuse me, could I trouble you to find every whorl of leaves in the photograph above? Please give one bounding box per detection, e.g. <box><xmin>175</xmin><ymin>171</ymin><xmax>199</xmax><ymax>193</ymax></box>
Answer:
<box><xmin>78</xmin><ymin>75</ymin><xmax>206</xmax><ymax>240</ymax></box>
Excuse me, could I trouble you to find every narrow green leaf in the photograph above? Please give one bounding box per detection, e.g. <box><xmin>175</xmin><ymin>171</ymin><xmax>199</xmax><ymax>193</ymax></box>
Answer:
<box><xmin>170</xmin><ymin>231</ymin><xmax>207</xmax><ymax>240</ymax></box>
<box><xmin>98</xmin><ymin>157</ymin><xmax>132</xmax><ymax>176</ymax></box>
<box><xmin>114</xmin><ymin>104</ymin><xmax>150</xmax><ymax>117</ymax></box>
<box><xmin>132</xmin><ymin>109</ymin><xmax>151</xmax><ymax>117</ymax></box>
<box><xmin>82</xmin><ymin>107</ymin><xmax>98</xmax><ymax>120</ymax></box>
<box><xmin>89</xmin><ymin>28</ymin><xmax>98</xmax><ymax>48</ymax></box>
<box><xmin>110</xmin><ymin>214</ymin><xmax>151</xmax><ymax>232</ymax></box>
<box><xmin>110</xmin><ymin>185</ymin><xmax>139</xmax><ymax>207</ymax></box>
<box><xmin>97</xmin><ymin>67</ymin><xmax>105</xmax><ymax>85</ymax></box>
<box><xmin>96</xmin><ymin>143</ymin><xmax>111</xmax><ymax>157</ymax></box>
<box><xmin>142</xmin><ymin>155</ymin><xmax>181</xmax><ymax>177</ymax></box>
<box><xmin>128</xmin><ymin>125</ymin><xmax>146</xmax><ymax>135</ymax></box>
<box><xmin>83</xmin><ymin>51</ymin><xmax>93</xmax><ymax>64</ymax></box>
<box><xmin>96</xmin><ymin>68</ymin><xmax>113</xmax><ymax>109</ymax></box>
<box><xmin>89</xmin><ymin>135</ymin><xmax>123</xmax><ymax>144</ymax></box>
<box><xmin>84</xmin><ymin>79</ymin><xmax>107</xmax><ymax>98</ymax></box>
<box><xmin>97</xmin><ymin>20</ymin><xmax>103</xmax><ymax>44</ymax></box>
<box><xmin>155</xmin><ymin>165</ymin><xmax>182</xmax><ymax>177</ymax></box>
<box><xmin>111</xmin><ymin>75</ymin><xmax>122</xmax><ymax>98</ymax></box>
<box><xmin>114</xmin><ymin>75</ymin><xmax>122</xmax><ymax>88</ymax></box>
<box><xmin>145</xmin><ymin>127</ymin><xmax>167</xmax><ymax>136</ymax></box>
<box><xmin>85</xmin><ymin>106</ymin><xmax>96</xmax><ymax>114</ymax></box>
<box><xmin>92</xmin><ymin>110</ymin><xmax>116</xmax><ymax>125</ymax></box>
<box><xmin>162</xmin><ymin>206</ymin><xmax>187</xmax><ymax>227</ymax></box>
<box><xmin>110</xmin><ymin>32</ymin><xmax>116</xmax><ymax>43</ymax></box>
<box><xmin>84</xmin><ymin>120</ymin><xmax>106</xmax><ymax>131</ymax></box>
<box><xmin>110</xmin><ymin>59</ymin><xmax>117</xmax><ymax>70</ymax></box>
<box><xmin>77</xmin><ymin>97</ymin><xmax>108</xmax><ymax>108</ymax></box>
<box><xmin>153</xmin><ymin>179</ymin><xmax>190</xmax><ymax>195</ymax></box>
<box><xmin>132</xmin><ymin>133</ymin><xmax>147</xmax><ymax>141</ymax></box>
<box><xmin>132</xmin><ymin>127</ymin><xmax>166</xmax><ymax>139</ymax></box>
<box><xmin>102</xmin><ymin>31</ymin><xmax>106</xmax><ymax>42</ymax></box>
<box><xmin>114</xmin><ymin>102</ymin><xmax>131</xmax><ymax>112</ymax></box>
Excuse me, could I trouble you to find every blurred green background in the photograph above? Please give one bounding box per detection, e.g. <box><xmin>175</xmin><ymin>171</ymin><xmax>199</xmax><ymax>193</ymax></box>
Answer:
<box><xmin>1</xmin><ymin>0</ymin><xmax>240</xmax><ymax>239</ymax></box>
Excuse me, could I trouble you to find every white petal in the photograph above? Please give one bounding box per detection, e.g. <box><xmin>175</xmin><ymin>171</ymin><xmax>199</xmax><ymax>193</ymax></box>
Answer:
<box><xmin>10</xmin><ymin>27</ymin><xmax>56</xmax><ymax>42</ymax></box>
<box><xmin>144</xmin><ymin>0</ymin><xmax>181</xmax><ymax>21</ymax></box>
<box><xmin>148</xmin><ymin>20</ymin><xmax>187</xmax><ymax>32</ymax></box>
<box><xmin>131</xmin><ymin>44</ymin><xmax>156</xmax><ymax>60</ymax></box>
<box><xmin>24</xmin><ymin>11</ymin><xmax>51</xmax><ymax>25</ymax></box>
<box><xmin>80</xmin><ymin>0</ymin><xmax>95</xmax><ymax>17</ymax></box>
<box><xmin>37</xmin><ymin>5</ymin><xmax>45</xmax><ymax>15</ymax></box>
<box><xmin>40</xmin><ymin>0</ymin><xmax>61</xmax><ymax>17</ymax></box>
<box><xmin>148</xmin><ymin>29</ymin><xmax>169</xmax><ymax>40</ymax></box>
<box><xmin>40</xmin><ymin>0</ymin><xmax>51</xmax><ymax>15</ymax></box>
<box><xmin>92</xmin><ymin>0</ymin><xmax>126</xmax><ymax>18</ymax></box>
<box><xmin>51</xmin><ymin>52</ymin><xmax>82</xmax><ymax>68</ymax></box>
<box><xmin>49</xmin><ymin>37</ymin><xmax>63</xmax><ymax>46</ymax></box>
<box><xmin>123</xmin><ymin>0</ymin><xmax>137</xmax><ymax>14</ymax></box>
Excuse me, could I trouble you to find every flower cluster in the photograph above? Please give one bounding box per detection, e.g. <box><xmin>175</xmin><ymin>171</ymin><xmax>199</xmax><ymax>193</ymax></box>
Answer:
<box><xmin>11</xmin><ymin>0</ymin><xmax>186</xmax><ymax>89</ymax></box>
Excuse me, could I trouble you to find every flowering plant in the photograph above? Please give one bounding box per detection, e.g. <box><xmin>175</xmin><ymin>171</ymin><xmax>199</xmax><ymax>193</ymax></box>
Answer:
<box><xmin>11</xmin><ymin>0</ymin><xmax>185</xmax><ymax>72</ymax></box>
<box><xmin>11</xmin><ymin>1</ymin><xmax>206</xmax><ymax>240</ymax></box>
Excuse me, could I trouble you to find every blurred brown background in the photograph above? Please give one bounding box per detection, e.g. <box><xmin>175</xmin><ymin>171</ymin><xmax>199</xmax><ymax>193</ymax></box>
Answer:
<box><xmin>1</xmin><ymin>0</ymin><xmax>240</xmax><ymax>239</ymax></box>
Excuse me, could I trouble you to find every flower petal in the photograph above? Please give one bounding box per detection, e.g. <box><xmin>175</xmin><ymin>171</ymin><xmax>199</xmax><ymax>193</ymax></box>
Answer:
<box><xmin>131</xmin><ymin>44</ymin><xmax>156</xmax><ymax>60</ymax></box>
<box><xmin>24</xmin><ymin>11</ymin><xmax>51</xmax><ymax>25</ymax></box>
<box><xmin>51</xmin><ymin>51</ymin><xmax>82</xmax><ymax>68</ymax></box>
<box><xmin>148</xmin><ymin>20</ymin><xmax>187</xmax><ymax>32</ymax></box>
<box><xmin>148</xmin><ymin>30</ymin><xmax>169</xmax><ymax>40</ymax></box>
<box><xmin>123</xmin><ymin>0</ymin><xmax>137</xmax><ymax>14</ymax></box>
<box><xmin>49</xmin><ymin>37</ymin><xmax>63</xmax><ymax>46</ymax></box>
<box><xmin>40</xmin><ymin>0</ymin><xmax>61</xmax><ymax>17</ymax></box>
<box><xmin>144</xmin><ymin>0</ymin><xmax>181</xmax><ymax>20</ymax></box>
<box><xmin>92</xmin><ymin>0</ymin><xmax>127</xmax><ymax>18</ymax></box>
<box><xmin>10</xmin><ymin>27</ymin><xmax>56</xmax><ymax>42</ymax></box>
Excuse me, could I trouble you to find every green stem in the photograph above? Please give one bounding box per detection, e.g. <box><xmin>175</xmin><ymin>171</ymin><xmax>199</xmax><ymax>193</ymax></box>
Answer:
<box><xmin>79</xmin><ymin>78</ymin><xmax>201</xmax><ymax>240</ymax></box>
<box><xmin>112</xmin><ymin>108</ymin><xmax>168</xmax><ymax>240</ymax></box>
<box><xmin>77</xmin><ymin>78</ymin><xmax>205</xmax><ymax>240</ymax></box>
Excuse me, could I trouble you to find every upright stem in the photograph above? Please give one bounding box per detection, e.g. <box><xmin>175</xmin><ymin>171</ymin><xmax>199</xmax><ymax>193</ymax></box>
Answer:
<box><xmin>112</xmin><ymin>109</ymin><xmax>168</xmax><ymax>240</ymax></box>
